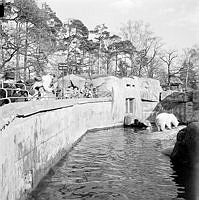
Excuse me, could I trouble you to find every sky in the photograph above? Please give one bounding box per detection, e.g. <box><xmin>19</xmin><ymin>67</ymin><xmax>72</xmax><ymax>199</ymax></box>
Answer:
<box><xmin>43</xmin><ymin>0</ymin><xmax>199</xmax><ymax>51</ymax></box>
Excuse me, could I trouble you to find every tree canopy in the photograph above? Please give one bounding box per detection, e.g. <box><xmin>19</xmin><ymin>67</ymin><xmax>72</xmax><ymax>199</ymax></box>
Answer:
<box><xmin>0</xmin><ymin>1</ymin><xmax>198</xmax><ymax>90</ymax></box>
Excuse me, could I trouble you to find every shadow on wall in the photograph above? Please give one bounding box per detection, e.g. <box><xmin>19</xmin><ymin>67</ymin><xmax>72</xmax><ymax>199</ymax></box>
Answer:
<box><xmin>146</xmin><ymin>90</ymin><xmax>194</xmax><ymax>125</ymax></box>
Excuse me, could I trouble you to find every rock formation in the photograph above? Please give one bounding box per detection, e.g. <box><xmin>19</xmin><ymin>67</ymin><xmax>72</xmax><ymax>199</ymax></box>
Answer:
<box><xmin>171</xmin><ymin>122</ymin><xmax>199</xmax><ymax>167</ymax></box>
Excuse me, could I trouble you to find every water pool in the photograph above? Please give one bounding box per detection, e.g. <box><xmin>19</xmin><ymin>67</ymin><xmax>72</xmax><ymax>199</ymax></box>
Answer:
<box><xmin>29</xmin><ymin>127</ymin><xmax>194</xmax><ymax>200</ymax></box>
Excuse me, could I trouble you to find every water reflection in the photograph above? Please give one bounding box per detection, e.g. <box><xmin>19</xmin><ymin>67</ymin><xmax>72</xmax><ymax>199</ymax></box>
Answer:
<box><xmin>29</xmin><ymin>127</ymin><xmax>194</xmax><ymax>200</ymax></box>
<box><xmin>171</xmin><ymin>163</ymin><xmax>196</xmax><ymax>200</ymax></box>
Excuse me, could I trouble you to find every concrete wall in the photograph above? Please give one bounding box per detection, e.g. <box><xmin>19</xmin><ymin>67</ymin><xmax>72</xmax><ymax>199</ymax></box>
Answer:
<box><xmin>0</xmin><ymin>76</ymin><xmax>163</xmax><ymax>200</ymax></box>
<box><xmin>138</xmin><ymin>78</ymin><xmax>162</xmax><ymax>122</ymax></box>
<box><xmin>92</xmin><ymin>76</ymin><xmax>162</xmax><ymax>123</ymax></box>
<box><xmin>0</xmin><ymin>98</ymin><xmax>123</xmax><ymax>200</ymax></box>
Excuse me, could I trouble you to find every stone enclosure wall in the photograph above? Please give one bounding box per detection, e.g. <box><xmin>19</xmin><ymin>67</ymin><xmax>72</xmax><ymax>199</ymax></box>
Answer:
<box><xmin>0</xmin><ymin>76</ymin><xmax>162</xmax><ymax>200</ymax></box>
<box><xmin>92</xmin><ymin>76</ymin><xmax>162</xmax><ymax>123</ymax></box>
<box><xmin>0</xmin><ymin>98</ymin><xmax>122</xmax><ymax>200</ymax></box>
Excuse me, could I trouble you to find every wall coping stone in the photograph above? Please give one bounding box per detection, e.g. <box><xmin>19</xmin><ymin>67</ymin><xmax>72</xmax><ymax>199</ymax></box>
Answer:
<box><xmin>0</xmin><ymin>97</ymin><xmax>112</xmax><ymax>132</ymax></box>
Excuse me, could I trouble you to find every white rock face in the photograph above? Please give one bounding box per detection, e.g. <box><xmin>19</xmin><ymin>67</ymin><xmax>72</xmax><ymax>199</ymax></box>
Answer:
<box><xmin>92</xmin><ymin>76</ymin><xmax>143</xmax><ymax>122</ymax></box>
<box><xmin>138</xmin><ymin>77</ymin><xmax>162</xmax><ymax>102</ymax></box>
<box><xmin>155</xmin><ymin>113</ymin><xmax>179</xmax><ymax>131</ymax></box>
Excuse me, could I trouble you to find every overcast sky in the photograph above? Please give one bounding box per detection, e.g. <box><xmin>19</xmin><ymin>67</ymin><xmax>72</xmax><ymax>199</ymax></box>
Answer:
<box><xmin>43</xmin><ymin>0</ymin><xmax>199</xmax><ymax>51</ymax></box>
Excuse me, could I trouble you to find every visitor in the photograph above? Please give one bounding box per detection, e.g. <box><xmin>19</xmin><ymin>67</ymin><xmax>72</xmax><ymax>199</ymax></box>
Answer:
<box><xmin>80</xmin><ymin>82</ymin><xmax>93</xmax><ymax>98</ymax></box>
<box><xmin>92</xmin><ymin>87</ymin><xmax>98</xmax><ymax>98</ymax></box>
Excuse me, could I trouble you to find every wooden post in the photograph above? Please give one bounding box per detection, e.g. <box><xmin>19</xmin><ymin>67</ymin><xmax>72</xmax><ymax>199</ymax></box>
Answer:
<box><xmin>58</xmin><ymin>63</ymin><xmax>68</xmax><ymax>98</ymax></box>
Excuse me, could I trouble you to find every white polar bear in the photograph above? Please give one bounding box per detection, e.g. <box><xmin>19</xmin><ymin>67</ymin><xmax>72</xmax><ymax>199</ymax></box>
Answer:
<box><xmin>155</xmin><ymin>113</ymin><xmax>179</xmax><ymax>131</ymax></box>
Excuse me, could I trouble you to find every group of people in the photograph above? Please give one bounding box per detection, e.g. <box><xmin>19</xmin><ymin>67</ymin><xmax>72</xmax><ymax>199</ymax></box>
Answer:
<box><xmin>0</xmin><ymin>72</ymin><xmax>58</xmax><ymax>102</ymax></box>
<box><xmin>0</xmin><ymin>71</ymin><xmax>99</xmax><ymax>105</ymax></box>
<box><xmin>63</xmin><ymin>81</ymin><xmax>98</xmax><ymax>99</ymax></box>
<box><xmin>29</xmin><ymin>73</ymin><xmax>100</xmax><ymax>100</ymax></box>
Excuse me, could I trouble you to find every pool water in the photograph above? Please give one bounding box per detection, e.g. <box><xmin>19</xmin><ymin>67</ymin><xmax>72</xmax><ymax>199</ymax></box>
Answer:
<box><xmin>29</xmin><ymin>127</ymin><xmax>194</xmax><ymax>200</ymax></box>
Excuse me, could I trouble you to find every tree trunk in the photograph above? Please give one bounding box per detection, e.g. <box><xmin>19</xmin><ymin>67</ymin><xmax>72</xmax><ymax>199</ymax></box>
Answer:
<box><xmin>28</xmin><ymin>67</ymin><xmax>31</xmax><ymax>80</ymax></box>
<box><xmin>87</xmin><ymin>53</ymin><xmax>92</xmax><ymax>79</ymax></box>
<box><xmin>129</xmin><ymin>54</ymin><xmax>133</xmax><ymax>76</ymax></box>
<box><xmin>168</xmin><ymin>64</ymin><xmax>171</xmax><ymax>89</ymax></box>
<box><xmin>115</xmin><ymin>52</ymin><xmax>118</xmax><ymax>76</ymax></box>
<box><xmin>88</xmin><ymin>52</ymin><xmax>91</xmax><ymax>77</ymax></box>
<box><xmin>82</xmin><ymin>48</ymin><xmax>85</xmax><ymax>73</ymax></box>
<box><xmin>106</xmin><ymin>59</ymin><xmax>109</xmax><ymax>75</ymax></box>
<box><xmin>0</xmin><ymin>21</ymin><xmax>4</xmax><ymax>72</ymax></box>
<box><xmin>23</xmin><ymin>21</ymin><xmax>28</xmax><ymax>81</ymax></box>
<box><xmin>185</xmin><ymin>61</ymin><xmax>190</xmax><ymax>91</ymax></box>
<box><xmin>15</xmin><ymin>21</ymin><xmax>20</xmax><ymax>80</ymax></box>
<box><xmin>138</xmin><ymin>64</ymin><xmax>142</xmax><ymax>77</ymax></box>
<box><xmin>98</xmin><ymin>48</ymin><xmax>100</xmax><ymax>75</ymax></box>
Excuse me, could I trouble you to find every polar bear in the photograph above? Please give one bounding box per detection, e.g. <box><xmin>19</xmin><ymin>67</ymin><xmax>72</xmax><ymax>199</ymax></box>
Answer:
<box><xmin>155</xmin><ymin>113</ymin><xmax>179</xmax><ymax>131</ymax></box>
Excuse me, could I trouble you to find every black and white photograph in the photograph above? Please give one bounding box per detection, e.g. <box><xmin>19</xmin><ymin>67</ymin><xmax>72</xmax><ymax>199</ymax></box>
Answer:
<box><xmin>0</xmin><ymin>0</ymin><xmax>199</xmax><ymax>199</ymax></box>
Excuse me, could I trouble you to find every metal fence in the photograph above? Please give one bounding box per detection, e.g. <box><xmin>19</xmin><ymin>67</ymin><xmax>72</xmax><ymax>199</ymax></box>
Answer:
<box><xmin>0</xmin><ymin>80</ymin><xmax>99</xmax><ymax>106</ymax></box>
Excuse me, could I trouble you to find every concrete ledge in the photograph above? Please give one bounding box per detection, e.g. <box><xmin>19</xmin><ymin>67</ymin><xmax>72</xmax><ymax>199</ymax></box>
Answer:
<box><xmin>0</xmin><ymin>98</ymin><xmax>112</xmax><ymax>131</ymax></box>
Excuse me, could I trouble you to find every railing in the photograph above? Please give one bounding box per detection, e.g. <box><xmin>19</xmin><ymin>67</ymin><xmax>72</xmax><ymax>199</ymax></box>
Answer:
<box><xmin>0</xmin><ymin>80</ymin><xmax>101</xmax><ymax>106</ymax></box>
<box><xmin>0</xmin><ymin>80</ymin><xmax>27</xmax><ymax>90</ymax></box>
<box><xmin>0</xmin><ymin>80</ymin><xmax>30</xmax><ymax>106</ymax></box>
<box><xmin>0</xmin><ymin>88</ymin><xmax>29</xmax><ymax>105</ymax></box>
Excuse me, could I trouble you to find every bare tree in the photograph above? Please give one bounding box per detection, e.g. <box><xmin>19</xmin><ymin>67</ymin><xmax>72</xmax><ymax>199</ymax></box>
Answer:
<box><xmin>179</xmin><ymin>47</ymin><xmax>199</xmax><ymax>90</ymax></box>
<box><xmin>160</xmin><ymin>50</ymin><xmax>178</xmax><ymax>88</ymax></box>
<box><xmin>120</xmin><ymin>20</ymin><xmax>162</xmax><ymax>77</ymax></box>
